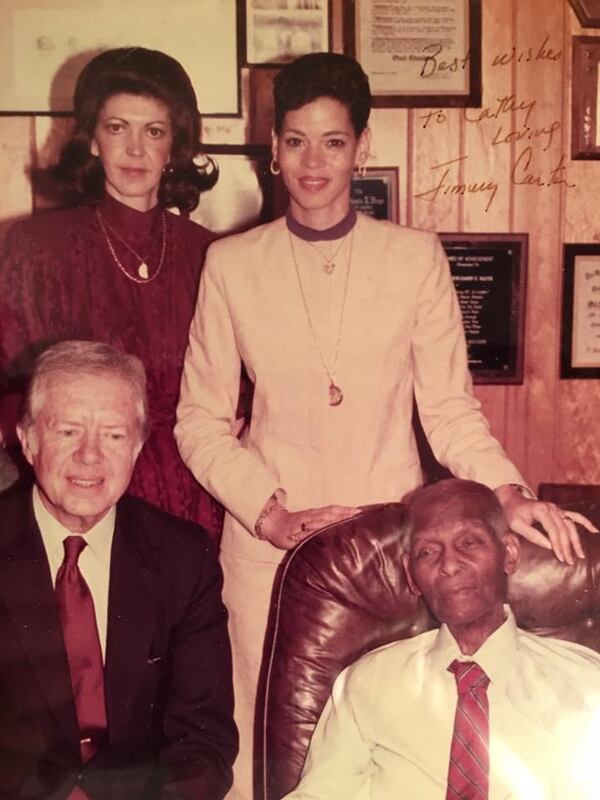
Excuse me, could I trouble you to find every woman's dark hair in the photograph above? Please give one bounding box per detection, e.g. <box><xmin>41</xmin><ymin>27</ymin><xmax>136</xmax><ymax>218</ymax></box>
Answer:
<box><xmin>273</xmin><ymin>52</ymin><xmax>371</xmax><ymax>136</ymax></box>
<box><xmin>52</xmin><ymin>47</ymin><xmax>217</xmax><ymax>212</ymax></box>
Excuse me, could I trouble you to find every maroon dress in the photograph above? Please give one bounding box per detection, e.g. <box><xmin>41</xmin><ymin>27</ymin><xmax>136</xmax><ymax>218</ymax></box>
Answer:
<box><xmin>0</xmin><ymin>194</ymin><xmax>222</xmax><ymax>537</ymax></box>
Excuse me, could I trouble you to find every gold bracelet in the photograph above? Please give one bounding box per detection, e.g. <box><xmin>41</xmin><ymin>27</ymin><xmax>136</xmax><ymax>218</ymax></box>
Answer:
<box><xmin>254</xmin><ymin>494</ymin><xmax>282</xmax><ymax>540</ymax></box>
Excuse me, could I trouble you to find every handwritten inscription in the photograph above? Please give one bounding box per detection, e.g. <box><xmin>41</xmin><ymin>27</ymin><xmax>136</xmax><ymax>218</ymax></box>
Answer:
<box><xmin>412</xmin><ymin>36</ymin><xmax>571</xmax><ymax>213</ymax></box>
<box><xmin>510</xmin><ymin>147</ymin><xmax>576</xmax><ymax>189</ymax></box>
<box><xmin>414</xmin><ymin>150</ymin><xmax>576</xmax><ymax>213</ymax></box>
<box><xmin>420</xmin><ymin>44</ymin><xmax>470</xmax><ymax>79</ymax></box>
<box><xmin>414</xmin><ymin>157</ymin><xmax>498</xmax><ymax>213</ymax></box>
<box><xmin>491</xmin><ymin>36</ymin><xmax>561</xmax><ymax>67</ymax></box>
<box><xmin>491</xmin><ymin>121</ymin><xmax>560</xmax><ymax>153</ymax></box>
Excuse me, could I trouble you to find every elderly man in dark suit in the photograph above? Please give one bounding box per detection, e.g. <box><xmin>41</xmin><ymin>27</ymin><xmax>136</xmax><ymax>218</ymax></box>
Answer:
<box><xmin>0</xmin><ymin>340</ymin><xmax>237</xmax><ymax>800</ymax></box>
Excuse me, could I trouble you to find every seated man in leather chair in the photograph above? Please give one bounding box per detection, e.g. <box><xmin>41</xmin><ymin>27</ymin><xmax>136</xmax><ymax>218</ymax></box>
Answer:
<box><xmin>282</xmin><ymin>479</ymin><xmax>600</xmax><ymax>800</ymax></box>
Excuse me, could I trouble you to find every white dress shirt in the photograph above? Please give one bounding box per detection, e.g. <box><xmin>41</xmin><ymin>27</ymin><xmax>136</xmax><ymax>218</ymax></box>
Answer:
<box><xmin>33</xmin><ymin>486</ymin><xmax>116</xmax><ymax>661</ymax></box>
<box><xmin>285</xmin><ymin>608</ymin><xmax>600</xmax><ymax>800</ymax></box>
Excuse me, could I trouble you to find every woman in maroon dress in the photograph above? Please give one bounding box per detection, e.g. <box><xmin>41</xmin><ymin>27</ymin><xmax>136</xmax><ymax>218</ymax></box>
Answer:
<box><xmin>0</xmin><ymin>47</ymin><xmax>222</xmax><ymax>536</ymax></box>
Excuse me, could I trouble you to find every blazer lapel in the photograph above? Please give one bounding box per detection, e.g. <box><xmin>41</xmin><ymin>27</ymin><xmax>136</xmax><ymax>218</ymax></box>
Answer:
<box><xmin>0</xmin><ymin>491</ymin><xmax>80</xmax><ymax>755</ymax></box>
<box><xmin>104</xmin><ymin>498</ymin><xmax>159</xmax><ymax>743</ymax></box>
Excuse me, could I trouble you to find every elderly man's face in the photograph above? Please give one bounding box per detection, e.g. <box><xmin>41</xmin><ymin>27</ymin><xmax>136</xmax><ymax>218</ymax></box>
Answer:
<box><xmin>17</xmin><ymin>372</ymin><xmax>143</xmax><ymax>532</ymax></box>
<box><xmin>403</xmin><ymin>498</ymin><xmax>519</xmax><ymax>631</ymax></box>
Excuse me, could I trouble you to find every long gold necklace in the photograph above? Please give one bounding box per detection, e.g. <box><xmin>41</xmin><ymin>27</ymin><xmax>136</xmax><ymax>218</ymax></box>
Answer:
<box><xmin>96</xmin><ymin>208</ymin><xmax>167</xmax><ymax>283</ymax></box>
<box><xmin>289</xmin><ymin>230</ymin><xmax>354</xmax><ymax>406</ymax></box>
<box><xmin>305</xmin><ymin>232</ymin><xmax>350</xmax><ymax>275</ymax></box>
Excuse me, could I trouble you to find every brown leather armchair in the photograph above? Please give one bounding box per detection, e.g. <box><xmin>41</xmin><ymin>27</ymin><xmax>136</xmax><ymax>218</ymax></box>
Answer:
<box><xmin>254</xmin><ymin>500</ymin><xmax>600</xmax><ymax>800</ymax></box>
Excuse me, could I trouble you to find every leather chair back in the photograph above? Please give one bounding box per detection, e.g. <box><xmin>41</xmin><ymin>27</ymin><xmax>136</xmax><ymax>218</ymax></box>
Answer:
<box><xmin>255</xmin><ymin>500</ymin><xmax>600</xmax><ymax>800</ymax></box>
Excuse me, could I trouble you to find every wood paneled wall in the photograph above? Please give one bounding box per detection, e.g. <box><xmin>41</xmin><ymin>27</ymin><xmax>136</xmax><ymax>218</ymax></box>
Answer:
<box><xmin>0</xmin><ymin>0</ymin><xmax>598</xmax><ymax>491</ymax></box>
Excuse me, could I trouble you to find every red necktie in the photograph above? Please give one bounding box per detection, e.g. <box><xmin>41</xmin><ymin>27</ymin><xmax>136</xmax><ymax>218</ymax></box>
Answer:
<box><xmin>55</xmin><ymin>536</ymin><xmax>107</xmax><ymax>763</ymax></box>
<box><xmin>446</xmin><ymin>660</ymin><xmax>490</xmax><ymax>800</ymax></box>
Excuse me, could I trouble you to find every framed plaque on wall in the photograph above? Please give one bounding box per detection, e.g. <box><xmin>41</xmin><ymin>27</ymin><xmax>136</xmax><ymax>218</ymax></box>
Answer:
<box><xmin>440</xmin><ymin>233</ymin><xmax>528</xmax><ymax>384</ymax></box>
<box><xmin>569</xmin><ymin>0</ymin><xmax>600</xmax><ymax>27</ymax></box>
<box><xmin>561</xmin><ymin>244</ymin><xmax>600</xmax><ymax>379</ymax></box>
<box><xmin>240</xmin><ymin>0</ymin><xmax>331</xmax><ymax>66</ymax></box>
<box><xmin>572</xmin><ymin>36</ymin><xmax>600</xmax><ymax>159</ymax></box>
<box><xmin>343</xmin><ymin>0</ymin><xmax>482</xmax><ymax>107</ymax></box>
<box><xmin>350</xmin><ymin>167</ymin><xmax>399</xmax><ymax>222</ymax></box>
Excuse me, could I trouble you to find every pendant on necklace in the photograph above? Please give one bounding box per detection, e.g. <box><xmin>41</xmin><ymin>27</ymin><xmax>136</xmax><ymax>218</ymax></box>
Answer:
<box><xmin>328</xmin><ymin>382</ymin><xmax>343</xmax><ymax>406</ymax></box>
<box><xmin>138</xmin><ymin>262</ymin><xmax>149</xmax><ymax>280</ymax></box>
<box><xmin>324</xmin><ymin>260</ymin><xmax>335</xmax><ymax>275</ymax></box>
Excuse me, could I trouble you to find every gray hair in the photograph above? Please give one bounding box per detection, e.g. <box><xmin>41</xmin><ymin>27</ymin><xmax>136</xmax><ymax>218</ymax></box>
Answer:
<box><xmin>20</xmin><ymin>340</ymin><xmax>149</xmax><ymax>439</ymax></box>
<box><xmin>403</xmin><ymin>478</ymin><xmax>508</xmax><ymax>546</ymax></box>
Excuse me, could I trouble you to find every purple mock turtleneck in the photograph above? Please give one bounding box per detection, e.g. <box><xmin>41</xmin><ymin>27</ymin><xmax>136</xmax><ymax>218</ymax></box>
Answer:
<box><xmin>285</xmin><ymin>207</ymin><xmax>357</xmax><ymax>242</ymax></box>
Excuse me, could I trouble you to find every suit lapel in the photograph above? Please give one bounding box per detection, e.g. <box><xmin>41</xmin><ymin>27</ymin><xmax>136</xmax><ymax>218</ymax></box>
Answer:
<box><xmin>0</xmin><ymin>490</ymin><xmax>80</xmax><ymax>755</ymax></box>
<box><xmin>104</xmin><ymin>497</ymin><xmax>159</xmax><ymax>742</ymax></box>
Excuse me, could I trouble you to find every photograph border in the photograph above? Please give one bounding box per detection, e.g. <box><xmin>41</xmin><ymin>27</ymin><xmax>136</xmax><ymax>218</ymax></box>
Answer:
<box><xmin>439</xmin><ymin>232</ymin><xmax>528</xmax><ymax>385</ymax></box>
<box><xmin>560</xmin><ymin>243</ymin><xmax>600</xmax><ymax>379</ymax></box>
<box><xmin>343</xmin><ymin>0</ymin><xmax>482</xmax><ymax>108</ymax></box>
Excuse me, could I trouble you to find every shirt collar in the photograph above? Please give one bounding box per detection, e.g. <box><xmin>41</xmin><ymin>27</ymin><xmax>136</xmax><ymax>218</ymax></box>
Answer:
<box><xmin>430</xmin><ymin>605</ymin><xmax>518</xmax><ymax>690</ymax></box>
<box><xmin>32</xmin><ymin>484</ymin><xmax>116</xmax><ymax>561</ymax></box>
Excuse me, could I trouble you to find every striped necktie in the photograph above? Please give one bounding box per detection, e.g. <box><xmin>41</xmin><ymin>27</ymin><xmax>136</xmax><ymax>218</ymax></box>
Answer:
<box><xmin>446</xmin><ymin>659</ymin><xmax>490</xmax><ymax>800</ymax></box>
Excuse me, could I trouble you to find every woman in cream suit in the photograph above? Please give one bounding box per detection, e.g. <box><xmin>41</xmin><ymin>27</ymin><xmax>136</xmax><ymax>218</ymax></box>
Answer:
<box><xmin>176</xmin><ymin>53</ymin><xmax>593</xmax><ymax>799</ymax></box>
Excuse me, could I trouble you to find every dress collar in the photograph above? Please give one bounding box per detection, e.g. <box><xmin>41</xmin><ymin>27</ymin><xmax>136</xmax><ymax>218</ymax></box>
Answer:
<box><xmin>430</xmin><ymin>605</ymin><xmax>518</xmax><ymax>691</ymax></box>
<box><xmin>98</xmin><ymin>193</ymin><xmax>162</xmax><ymax>244</ymax></box>
<box><xmin>286</xmin><ymin>207</ymin><xmax>357</xmax><ymax>242</ymax></box>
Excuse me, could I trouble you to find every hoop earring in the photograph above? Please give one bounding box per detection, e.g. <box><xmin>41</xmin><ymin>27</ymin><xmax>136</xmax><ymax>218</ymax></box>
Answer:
<box><xmin>357</xmin><ymin>163</ymin><xmax>367</xmax><ymax>178</ymax></box>
<box><xmin>270</xmin><ymin>158</ymin><xmax>281</xmax><ymax>176</ymax></box>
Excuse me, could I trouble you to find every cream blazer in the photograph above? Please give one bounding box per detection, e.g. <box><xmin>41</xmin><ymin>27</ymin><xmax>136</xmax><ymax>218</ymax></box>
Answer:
<box><xmin>176</xmin><ymin>213</ymin><xmax>525</xmax><ymax>564</ymax></box>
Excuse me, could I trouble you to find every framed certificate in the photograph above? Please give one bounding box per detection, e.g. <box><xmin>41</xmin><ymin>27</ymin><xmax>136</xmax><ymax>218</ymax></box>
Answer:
<box><xmin>344</xmin><ymin>0</ymin><xmax>482</xmax><ymax>108</ymax></box>
<box><xmin>561</xmin><ymin>244</ymin><xmax>600</xmax><ymax>378</ymax></box>
<box><xmin>0</xmin><ymin>0</ymin><xmax>240</xmax><ymax>116</ymax></box>
<box><xmin>241</xmin><ymin>0</ymin><xmax>331</xmax><ymax>67</ymax></box>
<box><xmin>440</xmin><ymin>233</ymin><xmax>528</xmax><ymax>384</ymax></box>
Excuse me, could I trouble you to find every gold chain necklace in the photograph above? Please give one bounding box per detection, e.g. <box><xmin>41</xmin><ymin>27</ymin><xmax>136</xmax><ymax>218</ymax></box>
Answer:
<box><xmin>305</xmin><ymin>232</ymin><xmax>350</xmax><ymax>275</ymax></box>
<box><xmin>289</xmin><ymin>230</ymin><xmax>354</xmax><ymax>406</ymax></box>
<box><xmin>96</xmin><ymin>208</ymin><xmax>167</xmax><ymax>283</ymax></box>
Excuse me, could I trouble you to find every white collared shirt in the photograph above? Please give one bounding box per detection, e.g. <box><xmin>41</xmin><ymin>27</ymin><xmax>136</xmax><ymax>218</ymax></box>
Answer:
<box><xmin>33</xmin><ymin>485</ymin><xmax>116</xmax><ymax>661</ymax></box>
<box><xmin>285</xmin><ymin>607</ymin><xmax>600</xmax><ymax>800</ymax></box>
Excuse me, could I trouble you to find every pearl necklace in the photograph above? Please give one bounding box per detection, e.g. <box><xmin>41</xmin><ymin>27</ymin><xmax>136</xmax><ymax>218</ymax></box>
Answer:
<box><xmin>96</xmin><ymin>208</ymin><xmax>167</xmax><ymax>284</ymax></box>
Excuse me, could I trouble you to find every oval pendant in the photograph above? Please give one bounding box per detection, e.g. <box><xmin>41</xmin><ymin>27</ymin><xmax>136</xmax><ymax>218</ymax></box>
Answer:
<box><xmin>138</xmin><ymin>261</ymin><xmax>149</xmax><ymax>280</ymax></box>
<box><xmin>328</xmin><ymin>383</ymin><xmax>343</xmax><ymax>406</ymax></box>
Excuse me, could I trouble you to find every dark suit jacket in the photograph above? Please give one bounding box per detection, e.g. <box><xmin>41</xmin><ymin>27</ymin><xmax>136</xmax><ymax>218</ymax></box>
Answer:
<box><xmin>0</xmin><ymin>488</ymin><xmax>238</xmax><ymax>800</ymax></box>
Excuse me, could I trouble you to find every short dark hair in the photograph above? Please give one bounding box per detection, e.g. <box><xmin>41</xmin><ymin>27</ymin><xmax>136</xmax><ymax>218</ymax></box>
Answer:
<box><xmin>273</xmin><ymin>52</ymin><xmax>371</xmax><ymax>136</ymax></box>
<box><xmin>20</xmin><ymin>340</ymin><xmax>149</xmax><ymax>440</ymax></box>
<box><xmin>404</xmin><ymin>479</ymin><xmax>509</xmax><ymax>546</ymax></box>
<box><xmin>51</xmin><ymin>47</ymin><xmax>217</xmax><ymax>212</ymax></box>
